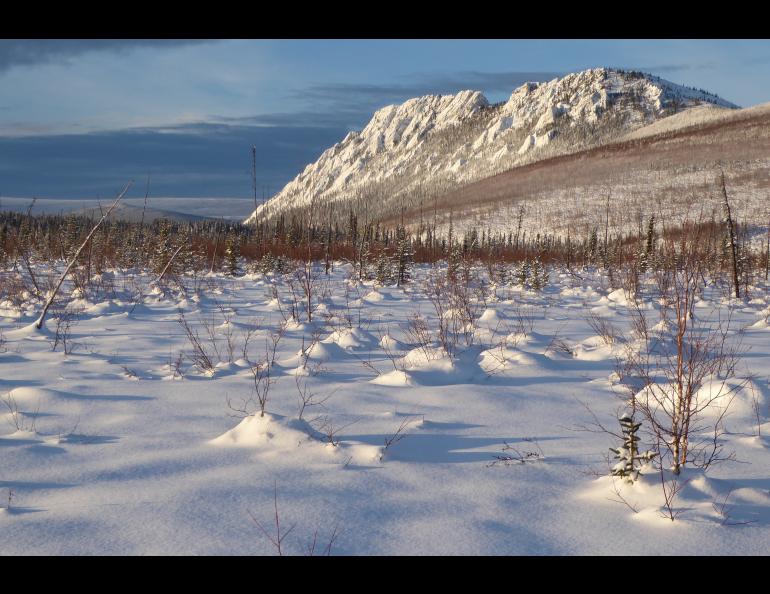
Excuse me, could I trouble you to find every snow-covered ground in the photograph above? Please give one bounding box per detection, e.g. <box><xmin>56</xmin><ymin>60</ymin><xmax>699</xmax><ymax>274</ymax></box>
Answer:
<box><xmin>437</xmin><ymin>158</ymin><xmax>770</xmax><ymax>244</ymax></box>
<box><xmin>1</xmin><ymin>265</ymin><xmax>769</xmax><ymax>555</ymax></box>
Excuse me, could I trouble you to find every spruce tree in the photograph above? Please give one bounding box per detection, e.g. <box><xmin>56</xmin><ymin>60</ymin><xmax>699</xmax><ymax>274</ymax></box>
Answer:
<box><xmin>531</xmin><ymin>258</ymin><xmax>543</xmax><ymax>290</ymax></box>
<box><xmin>395</xmin><ymin>225</ymin><xmax>412</xmax><ymax>286</ymax></box>
<box><xmin>517</xmin><ymin>259</ymin><xmax>530</xmax><ymax>287</ymax></box>
<box><xmin>375</xmin><ymin>249</ymin><xmax>393</xmax><ymax>285</ymax></box>
<box><xmin>610</xmin><ymin>416</ymin><xmax>657</xmax><ymax>484</ymax></box>
<box><xmin>588</xmin><ymin>228</ymin><xmax>598</xmax><ymax>264</ymax></box>
<box><xmin>224</xmin><ymin>232</ymin><xmax>240</xmax><ymax>276</ymax></box>
<box><xmin>0</xmin><ymin>224</ymin><xmax>6</xmax><ymax>266</ymax></box>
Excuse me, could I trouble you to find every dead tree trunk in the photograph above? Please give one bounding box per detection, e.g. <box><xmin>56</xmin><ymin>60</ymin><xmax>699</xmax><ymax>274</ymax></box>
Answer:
<box><xmin>720</xmin><ymin>171</ymin><xmax>740</xmax><ymax>299</ymax></box>
<box><xmin>35</xmin><ymin>182</ymin><xmax>132</xmax><ymax>330</ymax></box>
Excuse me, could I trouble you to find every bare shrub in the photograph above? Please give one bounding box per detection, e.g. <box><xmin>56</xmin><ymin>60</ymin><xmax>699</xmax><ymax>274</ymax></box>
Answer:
<box><xmin>486</xmin><ymin>438</ymin><xmax>545</xmax><ymax>467</ymax></box>
<box><xmin>403</xmin><ymin>312</ymin><xmax>436</xmax><ymax>361</ymax></box>
<box><xmin>380</xmin><ymin>415</ymin><xmax>422</xmax><ymax>462</ymax></box>
<box><xmin>244</xmin><ymin>325</ymin><xmax>285</xmax><ymax>417</ymax></box>
<box><xmin>544</xmin><ymin>333</ymin><xmax>575</xmax><ymax>358</ymax></box>
<box><xmin>376</xmin><ymin>325</ymin><xmax>407</xmax><ymax>373</ymax></box>
<box><xmin>619</xmin><ymin>227</ymin><xmax>748</xmax><ymax>476</ymax></box>
<box><xmin>310</xmin><ymin>415</ymin><xmax>357</xmax><ymax>448</ymax></box>
<box><xmin>296</xmin><ymin>329</ymin><xmax>324</xmax><ymax>375</ymax></box>
<box><xmin>659</xmin><ymin>471</ymin><xmax>688</xmax><ymax>522</ymax></box>
<box><xmin>2</xmin><ymin>392</ymin><xmax>38</xmax><ymax>433</ymax></box>
<box><xmin>295</xmin><ymin>375</ymin><xmax>333</xmax><ymax>421</ymax></box>
<box><xmin>177</xmin><ymin>310</ymin><xmax>215</xmax><ymax>374</ymax></box>
<box><xmin>585</xmin><ymin>311</ymin><xmax>620</xmax><ymax>345</ymax></box>
<box><xmin>510</xmin><ymin>304</ymin><xmax>535</xmax><ymax>336</ymax></box>
<box><xmin>50</xmin><ymin>306</ymin><xmax>82</xmax><ymax>355</ymax></box>
<box><xmin>248</xmin><ymin>482</ymin><xmax>340</xmax><ymax>556</ymax></box>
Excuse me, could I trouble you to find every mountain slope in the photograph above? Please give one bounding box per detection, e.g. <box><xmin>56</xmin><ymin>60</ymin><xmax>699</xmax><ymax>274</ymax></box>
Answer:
<box><xmin>399</xmin><ymin>98</ymin><xmax>770</xmax><ymax>243</ymax></box>
<box><xmin>245</xmin><ymin>68</ymin><xmax>737</xmax><ymax>225</ymax></box>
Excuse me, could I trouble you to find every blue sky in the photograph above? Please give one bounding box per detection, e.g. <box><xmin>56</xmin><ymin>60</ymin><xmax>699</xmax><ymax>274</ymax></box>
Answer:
<box><xmin>2</xmin><ymin>39</ymin><xmax>769</xmax><ymax>201</ymax></box>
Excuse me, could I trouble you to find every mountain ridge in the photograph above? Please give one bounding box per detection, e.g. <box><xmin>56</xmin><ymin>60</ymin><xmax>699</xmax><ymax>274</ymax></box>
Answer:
<box><xmin>245</xmin><ymin>67</ymin><xmax>738</xmax><ymax>225</ymax></box>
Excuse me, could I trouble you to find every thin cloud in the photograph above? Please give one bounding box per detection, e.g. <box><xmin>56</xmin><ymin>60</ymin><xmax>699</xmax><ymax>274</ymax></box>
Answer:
<box><xmin>211</xmin><ymin>109</ymin><xmax>373</xmax><ymax>130</ymax></box>
<box><xmin>412</xmin><ymin>70</ymin><xmax>563</xmax><ymax>94</ymax></box>
<box><xmin>0</xmin><ymin>39</ymin><xmax>217</xmax><ymax>72</ymax></box>
<box><xmin>617</xmin><ymin>62</ymin><xmax>717</xmax><ymax>74</ymax></box>
<box><xmin>289</xmin><ymin>70</ymin><xmax>560</xmax><ymax>108</ymax></box>
<box><xmin>277</xmin><ymin>71</ymin><xmax>561</xmax><ymax>130</ymax></box>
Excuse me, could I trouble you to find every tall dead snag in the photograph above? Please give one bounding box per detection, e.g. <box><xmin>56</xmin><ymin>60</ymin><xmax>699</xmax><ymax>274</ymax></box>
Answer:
<box><xmin>35</xmin><ymin>182</ymin><xmax>132</xmax><ymax>330</ymax></box>
<box><xmin>603</xmin><ymin>192</ymin><xmax>610</xmax><ymax>268</ymax></box>
<box><xmin>251</xmin><ymin>145</ymin><xmax>258</xmax><ymax>220</ymax></box>
<box><xmin>720</xmin><ymin>171</ymin><xmax>740</xmax><ymax>299</ymax></box>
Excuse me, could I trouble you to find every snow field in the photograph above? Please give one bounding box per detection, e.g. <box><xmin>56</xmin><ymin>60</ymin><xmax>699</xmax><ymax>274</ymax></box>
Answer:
<box><xmin>1</xmin><ymin>264</ymin><xmax>769</xmax><ymax>554</ymax></box>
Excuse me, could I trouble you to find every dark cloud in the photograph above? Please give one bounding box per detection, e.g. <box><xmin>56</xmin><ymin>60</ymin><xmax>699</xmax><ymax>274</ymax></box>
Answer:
<box><xmin>0</xmin><ymin>39</ymin><xmax>216</xmax><ymax>72</ymax></box>
<box><xmin>0</xmin><ymin>123</ymin><xmax>346</xmax><ymax>199</ymax></box>
<box><xmin>0</xmin><ymin>69</ymin><xmax>564</xmax><ymax>200</ymax></box>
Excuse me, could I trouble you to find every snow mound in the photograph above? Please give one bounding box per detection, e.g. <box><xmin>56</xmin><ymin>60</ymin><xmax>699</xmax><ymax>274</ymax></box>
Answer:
<box><xmin>633</xmin><ymin>377</ymin><xmax>761</xmax><ymax>424</ymax></box>
<box><xmin>210</xmin><ymin>412</ymin><xmax>383</xmax><ymax>465</ymax></box>
<box><xmin>580</xmin><ymin>466</ymin><xmax>770</xmax><ymax>527</ymax></box>
<box><xmin>209</xmin><ymin>413</ymin><xmax>317</xmax><ymax>448</ymax></box>
<box><xmin>371</xmin><ymin>369</ymin><xmax>412</xmax><ymax>387</ymax></box>
<box><xmin>379</xmin><ymin>333</ymin><xmax>405</xmax><ymax>352</ymax></box>
<box><xmin>8</xmin><ymin>387</ymin><xmax>56</xmax><ymax>403</ymax></box>
<box><xmin>322</xmin><ymin>327</ymin><xmax>375</xmax><ymax>350</ymax></box>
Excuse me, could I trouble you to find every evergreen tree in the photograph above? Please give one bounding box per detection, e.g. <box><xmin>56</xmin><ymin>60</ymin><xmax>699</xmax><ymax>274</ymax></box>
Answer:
<box><xmin>0</xmin><ymin>224</ymin><xmax>6</xmax><ymax>266</ymax></box>
<box><xmin>224</xmin><ymin>232</ymin><xmax>240</xmax><ymax>276</ymax></box>
<box><xmin>63</xmin><ymin>214</ymin><xmax>81</xmax><ymax>261</ymax></box>
<box><xmin>395</xmin><ymin>225</ymin><xmax>412</xmax><ymax>286</ymax></box>
<box><xmin>637</xmin><ymin>215</ymin><xmax>655</xmax><ymax>272</ymax></box>
<box><xmin>375</xmin><ymin>249</ymin><xmax>393</xmax><ymax>285</ymax></box>
<box><xmin>153</xmin><ymin>219</ymin><xmax>174</xmax><ymax>274</ymax></box>
<box><xmin>610</xmin><ymin>416</ymin><xmax>657</xmax><ymax>484</ymax></box>
<box><xmin>588</xmin><ymin>228</ymin><xmax>598</xmax><ymax>264</ymax></box>
<box><xmin>531</xmin><ymin>258</ymin><xmax>543</xmax><ymax>290</ymax></box>
<box><xmin>517</xmin><ymin>259</ymin><xmax>530</xmax><ymax>287</ymax></box>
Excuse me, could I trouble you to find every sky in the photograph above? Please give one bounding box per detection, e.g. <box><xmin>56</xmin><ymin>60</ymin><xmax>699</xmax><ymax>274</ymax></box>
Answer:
<box><xmin>2</xmin><ymin>39</ymin><xmax>770</xmax><ymax>203</ymax></box>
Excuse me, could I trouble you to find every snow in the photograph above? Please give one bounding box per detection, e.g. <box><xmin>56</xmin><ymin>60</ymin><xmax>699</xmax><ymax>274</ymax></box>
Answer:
<box><xmin>1</xmin><ymin>264</ymin><xmax>769</xmax><ymax>554</ymax></box>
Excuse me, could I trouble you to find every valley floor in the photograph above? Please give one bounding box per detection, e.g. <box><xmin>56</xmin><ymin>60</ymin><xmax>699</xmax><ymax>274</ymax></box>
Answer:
<box><xmin>1</xmin><ymin>264</ymin><xmax>769</xmax><ymax>555</ymax></box>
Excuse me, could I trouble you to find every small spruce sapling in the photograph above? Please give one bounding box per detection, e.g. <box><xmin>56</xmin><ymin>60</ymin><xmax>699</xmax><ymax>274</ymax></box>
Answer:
<box><xmin>610</xmin><ymin>415</ymin><xmax>657</xmax><ymax>483</ymax></box>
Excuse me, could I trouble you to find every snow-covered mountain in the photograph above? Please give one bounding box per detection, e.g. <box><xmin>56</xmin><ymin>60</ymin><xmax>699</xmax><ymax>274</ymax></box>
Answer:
<box><xmin>245</xmin><ymin>68</ymin><xmax>737</xmax><ymax>224</ymax></box>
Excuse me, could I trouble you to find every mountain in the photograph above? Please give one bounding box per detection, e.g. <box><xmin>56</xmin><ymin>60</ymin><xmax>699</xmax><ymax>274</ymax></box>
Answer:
<box><xmin>76</xmin><ymin>202</ymin><xmax>210</xmax><ymax>223</ymax></box>
<box><xmin>244</xmin><ymin>67</ymin><xmax>737</xmax><ymax>226</ymax></box>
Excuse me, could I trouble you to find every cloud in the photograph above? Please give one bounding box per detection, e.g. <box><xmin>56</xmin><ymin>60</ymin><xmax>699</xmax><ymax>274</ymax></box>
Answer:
<box><xmin>616</xmin><ymin>62</ymin><xmax>717</xmax><ymax>74</ymax></box>
<box><xmin>0</xmin><ymin>39</ymin><xmax>216</xmax><ymax>72</ymax></box>
<box><xmin>273</xmin><ymin>71</ymin><xmax>562</xmax><ymax>130</ymax></box>
<box><xmin>414</xmin><ymin>70</ymin><xmax>563</xmax><ymax>94</ymax></box>
<box><xmin>0</xmin><ymin>67</ymin><xmax>566</xmax><ymax>199</ymax></box>
<box><xmin>289</xmin><ymin>70</ymin><xmax>560</xmax><ymax>109</ymax></box>
<box><xmin>0</xmin><ymin>122</ymin><xmax>347</xmax><ymax>199</ymax></box>
<box><xmin>209</xmin><ymin>109</ymin><xmax>373</xmax><ymax>131</ymax></box>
